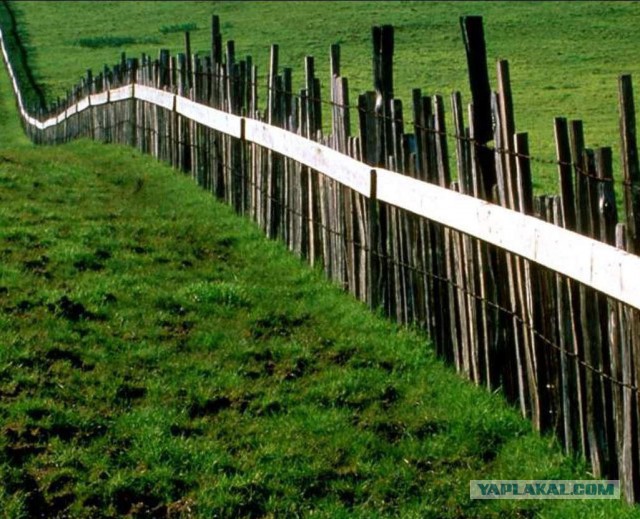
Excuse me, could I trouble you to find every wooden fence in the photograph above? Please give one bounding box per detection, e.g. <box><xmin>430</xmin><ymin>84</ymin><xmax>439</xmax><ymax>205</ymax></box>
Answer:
<box><xmin>2</xmin><ymin>14</ymin><xmax>640</xmax><ymax>503</ymax></box>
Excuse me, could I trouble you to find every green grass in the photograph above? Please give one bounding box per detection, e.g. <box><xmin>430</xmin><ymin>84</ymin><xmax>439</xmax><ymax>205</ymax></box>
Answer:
<box><xmin>1</xmin><ymin>38</ymin><xmax>639</xmax><ymax>518</ymax></box>
<box><xmin>159</xmin><ymin>23</ymin><xmax>198</xmax><ymax>35</ymax></box>
<box><xmin>74</xmin><ymin>36</ymin><xmax>160</xmax><ymax>49</ymax></box>
<box><xmin>6</xmin><ymin>1</ymin><xmax>640</xmax><ymax>195</ymax></box>
<box><xmin>2</xmin><ymin>3</ymin><xmax>640</xmax><ymax>516</ymax></box>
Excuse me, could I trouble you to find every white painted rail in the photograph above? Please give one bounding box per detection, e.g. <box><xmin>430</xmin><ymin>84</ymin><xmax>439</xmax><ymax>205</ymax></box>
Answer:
<box><xmin>1</xmin><ymin>27</ymin><xmax>639</xmax><ymax>310</ymax></box>
<box><xmin>175</xmin><ymin>95</ymin><xmax>242</xmax><ymax>138</ymax></box>
<box><xmin>134</xmin><ymin>84</ymin><xmax>172</xmax><ymax>111</ymax></box>
<box><xmin>243</xmin><ymin>119</ymin><xmax>372</xmax><ymax>196</ymax></box>
<box><xmin>375</xmin><ymin>168</ymin><xmax>640</xmax><ymax>309</ymax></box>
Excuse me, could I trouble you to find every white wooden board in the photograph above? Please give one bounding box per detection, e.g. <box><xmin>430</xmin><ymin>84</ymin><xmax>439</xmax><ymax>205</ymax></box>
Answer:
<box><xmin>376</xmin><ymin>167</ymin><xmax>640</xmax><ymax>309</ymax></box>
<box><xmin>89</xmin><ymin>91</ymin><xmax>109</xmax><ymax>106</ymax></box>
<box><xmin>244</xmin><ymin>118</ymin><xmax>372</xmax><ymax>196</ymax></box>
<box><xmin>134</xmin><ymin>84</ymin><xmax>174</xmax><ymax>111</ymax></box>
<box><xmin>110</xmin><ymin>85</ymin><xmax>133</xmax><ymax>103</ymax></box>
<box><xmin>76</xmin><ymin>97</ymin><xmax>90</xmax><ymax>113</ymax></box>
<box><xmin>175</xmin><ymin>96</ymin><xmax>242</xmax><ymax>138</ymax></box>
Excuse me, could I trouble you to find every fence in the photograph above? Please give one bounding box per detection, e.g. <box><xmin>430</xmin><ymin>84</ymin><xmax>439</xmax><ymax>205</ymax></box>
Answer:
<box><xmin>2</xmin><ymin>11</ymin><xmax>640</xmax><ymax>503</ymax></box>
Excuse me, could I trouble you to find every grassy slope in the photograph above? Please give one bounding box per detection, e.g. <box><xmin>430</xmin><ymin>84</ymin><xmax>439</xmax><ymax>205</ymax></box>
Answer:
<box><xmin>0</xmin><ymin>34</ymin><xmax>638</xmax><ymax>519</ymax></box>
<box><xmin>10</xmin><ymin>1</ymin><xmax>640</xmax><ymax>194</ymax></box>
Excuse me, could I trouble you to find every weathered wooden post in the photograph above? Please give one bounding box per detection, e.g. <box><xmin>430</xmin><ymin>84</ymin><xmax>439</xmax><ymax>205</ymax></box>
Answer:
<box><xmin>460</xmin><ymin>16</ymin><xmax>495</xmax><ymax>198</ymax></box>
<box><xmin>619</xmin><ymin>75</ymin><xmax>640</xmax><ymax>254</ymax></box>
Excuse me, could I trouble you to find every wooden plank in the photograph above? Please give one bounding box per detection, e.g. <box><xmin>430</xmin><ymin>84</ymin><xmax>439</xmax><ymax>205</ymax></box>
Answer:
<box><xmin>89</xmin><ymin>91</ymin><xmax>109</xmax><ymax>106</ymax></box>
<box><xmin>542</xmin><ymin>198</ymin><xmax>563</xmax><ymax>434</ymax></box>
<box><xmin>497</xmin><ymin>60</ymin><xmax>518</xmax><ymax>210</ymax></box>
<box><xmin>431</xmin><ymin>94</ymin><xmax>458</xmax><ymax>363</ymax></box>
<box><xmin>371</xmin><ymin>24</ymin><xmax>394</xmax><ymax>166</ymax></box>
<box><xmin>65</xmin><ymin>104</ymin><xmax>77</xmax><ymax>118</ymax></box>
<box><xmin>110</xmin><ymin>84</ymin><xmax>134</xmax><ymax>102</ymax></box>
<box><xmin>513</xmin><ymin>132</ymin><xmax>540</xmax><ymax>427</ymax></box>
<box><xmin>75</xmin><ymin>96</ymin><xmax>90</xmax><ymax>114</ymax></box>
<box><xmin>184</xmin><ymin>31</ymin><xmax>192</xmax><ymax>91</ymax></box>
<box><xmin>596</xmin><ymin>147</ymin><xmax>618</xmax><ymax>245</ymax></box>
<box><xmin>488</xmin><ymin>89</ymin><xmax>528</xmax><ymax>415</ymax></box>
<box><xmin>576</xmin><ymin>146</ymin><xmax>606</xmax><ymax>478</ymax></box>
<box><xmin>433</xmin><ymin>95</ymin><xmax>450</xmax><ymax>188</ymax></box>
<box><xmin>616</xmin><ymin>226</ymin><xmax>638</xmax><ymax>502</ymax></box>
<box><xmin>244</xmin><ymin>119</ymin><xmax>371</xmax><ymax>196</ymax></box>
<box><xmin>211</xmin><ymin>15</ymin><xmax>222</xmax><ymax>66</ymax></box>
<box><xmin>450</xmin><ymin>184</ymin><xmax>471</xmax><ymax>378</ymax></box>
<box><xmin>451</xmin><ymin>92</ymin><xmax>479</xmax><ymax>380</ymax></box>
<box><xmin>303</xmin><ymin>58</ymin><xmax>321</xmax><ymax>264</ymax></box>
<box><xmin>43</xmin><ymin>117</ymin><xmax>58</xmax><ymax>129</ymax></box>
<box><xmin>175</xmin><ymin>95</ymin><xmax>242</xmax><ymax>138</ymax></box>
<box><xmin>552</xmin><ymin>201</ymin><xmax>573</xmax><ymax>453</ymax></box>
<box><xmin>367</xmin><ymin>170</ymin><xmax>380</xmax><ymax>309</ymax></box>
<box><xmin>388</xmin><ymin>104</ymin><xmax>403</xmax><ymax>321</ymax></box>
<box><xmin>567</xmin><ymin>121</ymin><xmax>589</xmax><ymax>457</ymax></box>
<box><xmin>451</xmin><ymin>91</ymin><xmax>470</xmax><ymax>193</ymax></box>
<box><xmin>596</xmin><ymin>146</ymin><xmax>620</xmax><ymax>477</ymax></box>
<box><xmin>584</xmin><ymin>149</ymin><xmax>601</xmax><ymax>239</ymax></box>
<box><xmin>570</xmin><ymin>120</ymin><xmax>588</xmax><ymax>235</ymax></box>
<box><xmin>514</xmin><ymin>133</ymin><xmax>533</xmax><ymax>215</ymax></box>
<box><xmin>375</xmin><ymin>167</ymin><xmax>640</xmax><ymax>310</ymax></box>
<box><xmin>459</xmin><ymin>16</ymin><xmax>492</xmax><ymax>144</ymax></box>
<box><xmin>134</xmin><ymin>84</ymin><xmax>174</xmax><ymax>111</ymax></box>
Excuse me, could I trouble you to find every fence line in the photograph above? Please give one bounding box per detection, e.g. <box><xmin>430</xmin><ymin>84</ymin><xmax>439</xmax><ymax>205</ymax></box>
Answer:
<box><xmin>2</xmin><ymin>13</ymin><xmax>640</xmax><ymax>502</ymax></box>
<box><xmin>2</xmin><ymin>36</ymin><xmax>639</xmax><ymax>309</ymax></box>
<box><xmin>11</xmin><ymin>61</ymin><xmax>627</xmax><ymax>186</ymax></box>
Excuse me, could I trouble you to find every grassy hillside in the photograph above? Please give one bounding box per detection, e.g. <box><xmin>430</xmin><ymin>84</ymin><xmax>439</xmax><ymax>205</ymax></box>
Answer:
<box><xmin>7</xmin><ymin>1</ymin><xmax>640</xmax><ymax>193</ymax></box>
<box><xmin>1</xmin><ymin>36</ymin><xmax>639</xmax><ymax>518</ymax></box>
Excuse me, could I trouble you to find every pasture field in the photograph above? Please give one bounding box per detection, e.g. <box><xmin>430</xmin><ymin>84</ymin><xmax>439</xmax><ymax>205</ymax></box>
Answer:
<box><xmin>2</xmin><ymin>1</ymin><xmax>640</xmax><ymax>517</ymax></box>
<box><xmin>0</xmin><ymin>61</ymin><xmax>635</xmax><ymax>518</ymax></box>
<box><xmin>8</xmin><ymin>1</ymin><xmax>640</xmax><ymax>194</ymax></box>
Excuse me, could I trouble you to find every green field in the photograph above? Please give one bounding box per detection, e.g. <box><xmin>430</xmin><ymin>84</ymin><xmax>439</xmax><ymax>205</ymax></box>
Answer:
<box><xmin>9</xmin><ymin>1</ymin><xmax>640</xmax><ymax>194</ymax></box>
<box><xmin>1</xmin><ymin>43</ymin><xmax>638</xmax><ymax>519</ymax></box>
<box><xmin>2</xmin><ymin>1</ymin><xmax>640</xmax><ymax>517</ymax></box>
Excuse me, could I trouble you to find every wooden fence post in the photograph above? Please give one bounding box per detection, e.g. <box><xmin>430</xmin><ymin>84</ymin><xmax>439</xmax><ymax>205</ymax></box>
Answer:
<box><xmin>619</xmin><ymin>75</ymin><xmax>640</xmax><ymax>254</ymax></box>
<box><xmin>129</xmin><ymin>58</ymin><xmax>138</xmax><ymax>150</ymax></box>
<box><xmin>460</xmin><ymin>16</ymin><xmax>495</xmax><ymax>196</ymax></box>
<box><xmin>554</xmin><ymin>117</ymin><xmax>576</xmax><ymax>231</ymax></box>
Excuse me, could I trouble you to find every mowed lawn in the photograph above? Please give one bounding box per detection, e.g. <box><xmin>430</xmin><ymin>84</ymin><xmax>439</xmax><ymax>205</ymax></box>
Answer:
<box><xmin>9</xmin><ymin>1</ymin><xmax>640</xmax><ymax>194</ymax></box>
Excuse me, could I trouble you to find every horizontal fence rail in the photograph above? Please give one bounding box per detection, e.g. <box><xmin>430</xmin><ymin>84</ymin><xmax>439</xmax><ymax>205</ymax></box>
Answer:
<box><xmin>2</xmin><ymin>12</ymin><xmax>640</xmax><ymax>503</ymax></box>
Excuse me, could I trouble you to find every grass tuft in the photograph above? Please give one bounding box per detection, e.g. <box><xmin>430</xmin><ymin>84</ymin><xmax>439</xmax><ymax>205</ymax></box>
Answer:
<box><xmin>74</xmin><ymin>36</ymin><xmax>159</xmax><ymax>49</ymax></box>
<box><xmin>182</xmin><ymin>280</ymin><xmax>249</xmax><ymax>308</ymax></box>
<box><xmin>159</xmin><ymin>22</ymin><xmax>198</xmax><ymax>35</ymax></box>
